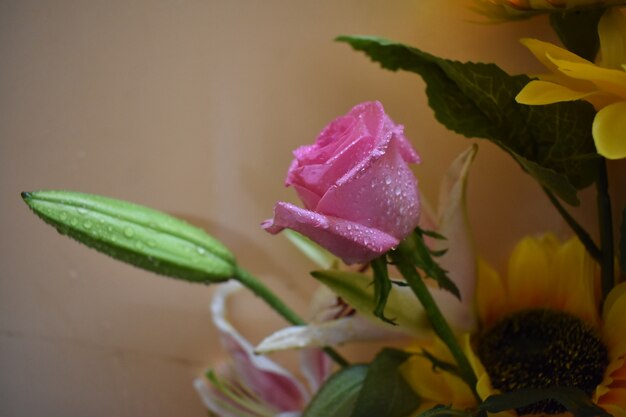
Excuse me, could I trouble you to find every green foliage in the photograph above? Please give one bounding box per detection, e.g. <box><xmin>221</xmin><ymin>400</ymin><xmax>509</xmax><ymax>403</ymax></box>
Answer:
<box><xmin>549</xmin><ymin>9</ymin><xmax>604</xmax><ymax>61</ymax></box>
<box><xmin>302</xmin><ymin>365</ymin><xmax>368</xmax><ymax>417</ymax></box>
<box><xmin>351</xmin><ymin>349</ymin><xmax>421</xmax><ymax>417</ymax></box>
<box><xmin>370</xmin><ymin>257</ymin><xmax>396</xmax><ymax>325</ymax></box>
<box><xmin>402</xmin><ymin>228</ymin><xmax>460</xmax><ymax>299</ymax></box>
<box><xmin>22</xmin><ymin>190</ymin><xmax>235</xmax><ymax>283</ymax></box>
<box><xmin>337</xmin><ymin>35</ymin><xmax>599</xmax><ymax>205</ymax></box>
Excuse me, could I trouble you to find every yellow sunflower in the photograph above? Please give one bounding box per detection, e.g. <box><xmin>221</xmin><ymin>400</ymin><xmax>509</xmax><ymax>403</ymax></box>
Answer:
<box><xmin>402</xmin><ymin>235</ymin><xmax>626</xmax><ymax>416</ymax></box>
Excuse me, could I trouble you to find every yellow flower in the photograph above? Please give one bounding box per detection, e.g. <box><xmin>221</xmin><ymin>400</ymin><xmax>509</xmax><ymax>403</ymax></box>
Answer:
<box><xmin>402</xmin><ymin>235</ymin><xmax>626</xmax><ymax>416</ymax></box>
<box><xmin>472</xmin><ymin>0</ymin><xmax>626</xmax><ymax>21</ymax></box>
<box><xmin>515</xmin><ymin>8</ymin><xmax>626</xmax><ymax>159</ymax></box>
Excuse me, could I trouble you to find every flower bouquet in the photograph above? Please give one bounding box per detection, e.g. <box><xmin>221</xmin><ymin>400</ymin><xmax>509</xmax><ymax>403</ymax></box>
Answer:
<box><xmin>21</xmin><ymin>2</ymin><xmax>626</xmax><ymax>416</ymax></box>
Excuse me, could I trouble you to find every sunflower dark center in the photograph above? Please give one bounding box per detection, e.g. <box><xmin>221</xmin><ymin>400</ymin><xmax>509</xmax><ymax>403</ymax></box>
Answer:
<box><xmin>477</xmin><ymin>308</ymin><xmax>608</xmax><ymax>415</ymax></box>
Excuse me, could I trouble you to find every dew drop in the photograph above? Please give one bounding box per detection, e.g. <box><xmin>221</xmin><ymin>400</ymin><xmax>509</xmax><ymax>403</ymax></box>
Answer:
<box><xmin>385</xmin><ymin>176</ymin><xmax>392</xmax><ymax>185</ymax></box>
<box><xmin>123</xmin><ymin>227</ymin><xmax>135</xmax><ymax>238</ymax></box>
<box><xmin>83</xmin><ymin>221</ymin><xmax>92</xmax><ymax>229</ymax></box>
<box><xmin>59</xmin><ymin>212</ymin><xmax>68</xmax><ymax>221</ymax></box>
<box><xmin>394</xmin><ymin>187</ymin><xmax>402</xmax><ymax>196</ymax></box>
<box><xmin>196</xmin><ymin>247</ymin><xmax>207</xmax><ymax>255</ymax></box>
<box><xmin>77</xmin><ymin>207</ymin><xmax>88</xmax><ymax>215</ymax></box>
<box><xmin>147</xmin><ymin>240</ymin><xmax>156</xmax><ymax>248</ymax></box>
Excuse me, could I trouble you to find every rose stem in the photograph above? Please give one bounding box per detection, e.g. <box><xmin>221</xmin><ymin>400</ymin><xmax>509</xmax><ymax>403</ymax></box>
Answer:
<box><xmin>234</xmin><ymin>266</ymin><xmax>349</xmax><ymax>368</ymax></box>
<box><xmin>390</xmin><ymin>244</ymin><xmax>479</xmax><ymax>400</ymax></box>
<box><xmin>596</xmin><ymin>159</ymin><xmax>615</xmax><ymax>306</ymax></box>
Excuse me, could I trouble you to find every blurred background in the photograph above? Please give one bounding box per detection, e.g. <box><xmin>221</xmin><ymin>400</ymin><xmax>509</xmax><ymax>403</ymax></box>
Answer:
<box><xmin>1</xmin><ymin>1</ymin><xmax>616</xmax><ymax>416</ymax></box>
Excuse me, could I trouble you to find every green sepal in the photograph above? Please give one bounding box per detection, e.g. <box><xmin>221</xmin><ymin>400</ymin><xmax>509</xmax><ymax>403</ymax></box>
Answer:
<box><xmin>419</xmin><ymin>348</ymin><xmax>461</xmax><ymax>378</ymax></box>
<box><xmin>22</xmin><ymin>190</ymin><xmax>236</xmax><ymax>283</ymax></box>
<box><xmin>370</xmin><ymin>257</ymin><xmax>396</xmax><ymax>325</ymax></box>
<box><xmin>302</xmin><ymin>365</ymin><xmax>368</xmax><ymax>417</ymax></box>
<box><xmin>549</xmin><ymin>9</ymin><xmax>604</xmax><ymax>61</ymax></box>
<box><xmin>337</xmin><ymin>35</ymin><xmax>599</xmax><ymax>205</ymax></box>
<box><xmin>480</xmin><ymin>387</ymin><xmax>611</xmax><ymax>417</ymax></box>
<box><xmin>401</xmin><ymin>228</ymin><xmax>461</xmax><ymax>299</ymax></box>
<box><xmin>350</xmin><ymin>349</ymin><xmax>421</xmax><ymax>417</ymax></box>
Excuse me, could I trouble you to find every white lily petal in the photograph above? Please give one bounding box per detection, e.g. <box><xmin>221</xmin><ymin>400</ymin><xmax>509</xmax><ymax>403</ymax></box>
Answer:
<box><xmin>432</xmin><ymin>145</ymin><xmax>478</xmax><ymax>331</ymax></box>
<box><xmin>255</xmin><ymin>314</ymin><xmax>411</xmax><ymax>353</ymax></box>
<box><xmin>210</xmin><ymin>282</ymin><xmax>310</xmax><ymax>411</ymax></box>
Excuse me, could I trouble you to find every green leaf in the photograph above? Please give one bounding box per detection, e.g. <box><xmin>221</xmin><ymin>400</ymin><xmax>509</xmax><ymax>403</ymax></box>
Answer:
<box><xmin>404</xmin><ymin>229</ymin><xmax>460</xmax><ymax>299</ymax></box>
<box><xmin>303</xmin><ymin>365</ymin><xmax>368</xmax><ymax>417</ymax></box>
<box><xmin>351</xmin><ymin>349</ymin><xmax>421</xmax><ymax>417</ymax></box>
<box><xmin>549</xmin><ymin>9</ymin><xmax>604</xmax><ymax>61</ymax></box>
<box><xmin>284</xmin><ymin>229</ymin><xmax>338</xmax><ymax>269</ymax></box>
<box><xmin>480</xmin><ymin>387</ymin><xmax>611</xmax><ymax>417</ymax></box>
<box><xmin>22</xmin><ymin>190</ymin><xmax>236</xmax><ymax>283</ymax></box>
<box><xmin>371</xmin><ymin>257</ymin><xmax>396</xmax><ymax>325</ymax></box>
<box><xmin>337</xmin><ymin>35</ymin><xmax>599</xmax><ymax>205</ymax></box>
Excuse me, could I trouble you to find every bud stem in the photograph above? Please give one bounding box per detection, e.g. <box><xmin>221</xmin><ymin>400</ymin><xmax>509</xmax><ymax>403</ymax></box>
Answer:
<box><xmin>233</xmin><ymin>266</ymin><xmax>349</xmax><ymax>368</ymax></box>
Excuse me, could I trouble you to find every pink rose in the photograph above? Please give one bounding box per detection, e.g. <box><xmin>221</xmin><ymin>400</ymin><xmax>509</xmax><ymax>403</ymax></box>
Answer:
<box><xmin>262</xmin><ymin>101</ymin><xmax>421</xmax><ymax>264</ymax></box>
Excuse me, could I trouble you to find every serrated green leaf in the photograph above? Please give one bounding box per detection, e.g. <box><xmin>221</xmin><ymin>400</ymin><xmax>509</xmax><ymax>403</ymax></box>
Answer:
<box><xmin>351</xmin><ymin>349</ymin><xmax>421</xmax><ymax>417</ymax></box>
<box><xmin>549</xmin><ymin>9</ymin><xmax>604</xmax><ymax>61</ymax></box>
<box><xmin>405</xmin><ymin>229</ymin><xmax>460</xmax><ymax>299</ymax></box>
<box><xmin>303</xmin><ymin>365</ymin><xmax>368</xmax><ymax>417</ymax></box>
<box><xmin>22</xmin><ymin>190</ymin><xmax>236</xmax><ymax>283</ymax></box>
<box><xmin>480</xmin><ymin>387</ymin><xmax>611</xmax><ymax>417</ymax></box>
<box><xmin>371</xmin><ymin>257</ymin><xmax>396</xmax><ymax>325</ymax></box>
<box><xmin>337</xmin><ymin>35</ymin><xmax>599</xmax><ymax>205</ymax></box>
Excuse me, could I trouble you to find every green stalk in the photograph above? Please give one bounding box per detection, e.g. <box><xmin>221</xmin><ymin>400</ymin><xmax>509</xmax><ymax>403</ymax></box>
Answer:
<box><xmin>390</xmin><ymin>245</ymin><xmax>479</xmax><ymax>400</ymax></box>
<box><xmin>596</xmin><ymin>159</ymin><xmax>615</xmax><ymax>305</ymax></box>
<box><xmin>543</xmin><ymin>187</ymin><xmax>602</xmax><ymax>262</ymax></box>
<box><xmin>234</xmin><ymin>266</ymin><xmax>349</xmax><ymax>368</ymax></box>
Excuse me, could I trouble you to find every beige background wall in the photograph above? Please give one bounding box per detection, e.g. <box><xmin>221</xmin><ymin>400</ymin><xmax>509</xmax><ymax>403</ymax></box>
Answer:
<box><xmin>0</xmin><ymin>1</ymin><xmax>611</xmax><ymax>416</ymax></box>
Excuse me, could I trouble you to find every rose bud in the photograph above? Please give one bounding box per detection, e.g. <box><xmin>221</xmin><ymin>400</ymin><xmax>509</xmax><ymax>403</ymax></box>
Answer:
<box><xmin>262</xmin><ymin>101</ymin><xmax>421</xmax><ymax>265</ymax></box>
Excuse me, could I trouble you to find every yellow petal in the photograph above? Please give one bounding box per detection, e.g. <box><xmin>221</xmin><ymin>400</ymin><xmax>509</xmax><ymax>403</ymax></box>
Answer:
<box><xmin>516</xmin><ymin>80</ymin><xmax>595</xmax><ymax>105</ymax></box>
<box><xmin>505</xmin><ymin>235</ymin><xmax>558</xmax><ymax>312</ymax></box>
<box><xmin>593</xmin><ymin>101</ymin><xmax>626</xmax><ymax>159</ymax></box>
<box><xmin>598</xmin><ymin>8</ymin><xmax>626</xmax><ymax>70</ymax></box>
<box><xmin>476</xmin><ymin>259</ymin><xmax>507</xmax><ymax>327</ymax></box>
<box><xmin>521</xmin><ymin>38</ymin><xmax>591</xmax><ymax>72</ymax></box>
<box><xmin>548</xmin><ymin>55</ymin><xmax>626</xmax><ymax>100</ymax></box>
<box><xmin>555</xmin><ymin>237</ymin><xmax>599</xmax><ymax>325</ymax></box>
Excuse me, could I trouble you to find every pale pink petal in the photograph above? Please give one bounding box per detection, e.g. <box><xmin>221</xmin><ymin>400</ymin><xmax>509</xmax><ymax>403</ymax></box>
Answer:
<box><xmin>316</xmin><ymin>137</ymin><xmax>420</xmax><ymax>240</ymax></box>
<box><xmin>262</xmin><ymin>202</ymin><xmax>399</xmax><ymax>264</ymax></box>
<box><xmin>211</xmin><ymin>282</ymin><xmax>309</xmax><ymax>411</ymax></box>
<box><xmin>299</xmin><ymin>348</ymin><xmax>332</xmax><ymax>393</ymax></box>
<box><xmin>431</xmin><ymin>145</ymin><xmax>478</xmax><ymax>331</ymax></box>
